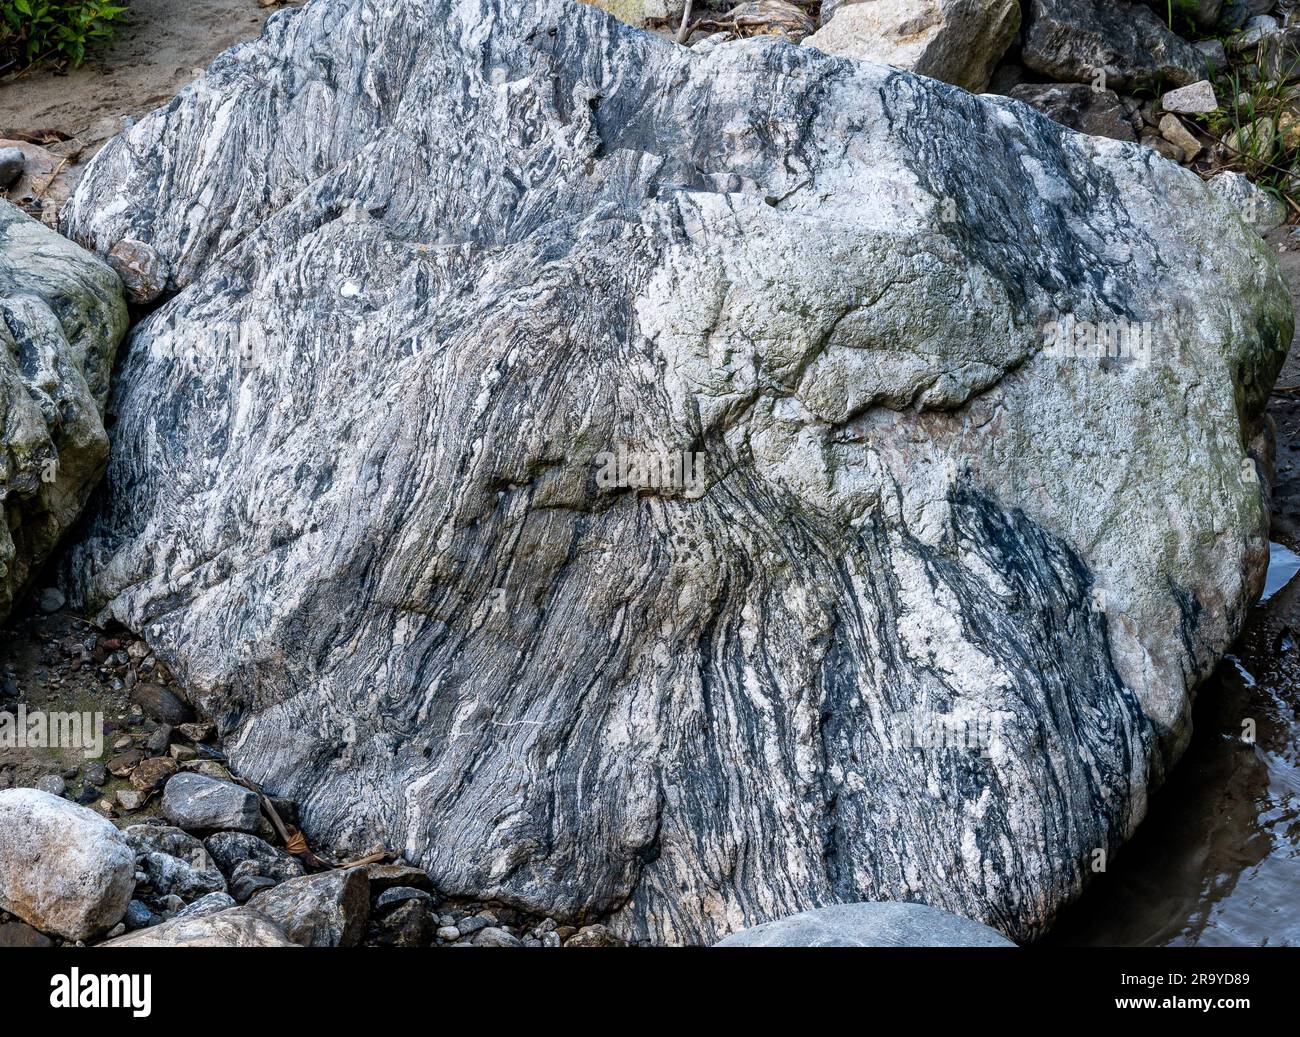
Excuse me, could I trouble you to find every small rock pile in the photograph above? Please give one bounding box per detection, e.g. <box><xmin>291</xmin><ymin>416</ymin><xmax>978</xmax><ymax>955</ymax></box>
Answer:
<box><xmin>0</xmin><ymin>609</ymin><xmax>628</xmax><ymax>947</ymax></box>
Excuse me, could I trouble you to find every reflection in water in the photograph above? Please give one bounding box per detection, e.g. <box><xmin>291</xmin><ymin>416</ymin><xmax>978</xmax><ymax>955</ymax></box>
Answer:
<box><xmin>1263</xmin><ymin>542</ymin><xmax>1300</xmax><ymax>602</ymax></box>
<box><xmin>1045</xmin><ymin>547</ymin><xmax>1300</xmax><ymax>946</ymax></box>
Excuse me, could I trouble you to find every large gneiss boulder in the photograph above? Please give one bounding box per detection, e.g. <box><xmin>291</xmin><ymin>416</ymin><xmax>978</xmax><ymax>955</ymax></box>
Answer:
<box><xmin>0</xmin><ymin>201</ymin><xmax>126</xmax><ymax>623</ymax></box>
<box><xmin>61</xmin><ymin>0</ymin><xmax>1290</xmax><ymax>945</ymax></box>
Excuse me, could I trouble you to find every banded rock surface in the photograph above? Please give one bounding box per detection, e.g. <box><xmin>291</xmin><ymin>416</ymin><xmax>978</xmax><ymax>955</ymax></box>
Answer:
<box><xmin>62</xmin><ymin>0</ymin><xmax>1289</xmax><ymax>944</ymax></box>
<box><xmin>0</xmin><ymin>201</ymin><xmax>126</xmax><ymax>622</ymax></box>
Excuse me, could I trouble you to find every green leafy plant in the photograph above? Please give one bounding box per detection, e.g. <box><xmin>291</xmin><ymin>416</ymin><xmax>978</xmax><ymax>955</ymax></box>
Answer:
<box><xmin>0</xmin><ymin>0</ymin><xmax>128</xmax><ymax>71</ymax></box>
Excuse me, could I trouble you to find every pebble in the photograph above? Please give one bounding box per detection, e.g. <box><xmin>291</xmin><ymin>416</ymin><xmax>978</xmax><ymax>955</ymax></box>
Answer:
<box><xmin>1159</xmin><ymin>114</ymin><xmax>1202</xmax><ymax>161</ymax></box>
<box><xmin>37</xmin><ymin>588</ymin><xmax>65</xmax><ymax>614</ymax></box>
<box><xmin>145</xmin><ymin>724</ymin><xmax>172</xmax><ymax>753</ymax></box>
<box><xmin>436</xmin><ymin>925</ymin><xmax>460</xmax><ymax>941</ymax></box>
<box><xmin>1160</xmin><ymin>80</ymin><xmax>1217</xmax><ymax>115</ymax></box>
<box><xmin>472</xmin><ymin>926</ymin><xmax>523</xmax><ymax>947</ymax></box>
<box><xmin>130</xmin><ymin>756</ymin><xmax>178</xmax><ymax>793</ymax></box>
<box><xmin>115</xmin><ymin>789</ymin><xmax>146</xmax><ymax>811</ymax></box>
<box><xmin>34</xmin><ymin>775</ymin><xmax>65</xmax><ymax>797</ymax></box>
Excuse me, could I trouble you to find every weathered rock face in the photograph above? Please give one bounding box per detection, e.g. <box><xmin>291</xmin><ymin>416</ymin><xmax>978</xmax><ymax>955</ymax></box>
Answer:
<box><xmin>62</xmin><ymin>0</ymin><xmax>1290</xmax><ymax>945</ymax></box>
<box><xmin>807</xmin><ymin>0</ymin><xmax>1020</xmax><ymax>93</ymax></box>
<box><xmin>0</xmin><ymin>201</ymin><xmax>126</xmax><ymax>623</ymax></box>
<box><xmin>247</xmin><ymin>867</ymin><xmax>370</xmax><ymax>947</ymax></box>
<box><xmin>0</xmin><ymin>789</ymin><xmax>135</xmax><ymax>941</ymax></box>
<box><xmin>1022</xmin><ymin>0</ymin><xmax>1207</xmax><ymax>91</ymax></box>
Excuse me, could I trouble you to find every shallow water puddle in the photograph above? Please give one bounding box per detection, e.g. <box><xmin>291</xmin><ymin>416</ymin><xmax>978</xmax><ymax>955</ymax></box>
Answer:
<box><xmin>1262</xmin><ymin>541</ymin><xmax>1300</xmax><ymax>601</ymax></box>
<box><xmin>1045</xmin><ymin>547</ymin><xmax>1300</xmax><ymax>947</ymax></box>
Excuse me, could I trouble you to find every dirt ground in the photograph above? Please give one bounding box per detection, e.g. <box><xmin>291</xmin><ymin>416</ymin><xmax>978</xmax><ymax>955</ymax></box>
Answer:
<box><xmin>1</xmin><ymin>0</ymin><xmax>292</xmax><ymax>141</ymax></box>
<box><xmin>0</xmin><ymin>0</ymin><xmax>295</xmax><ymax>226</ymax></box>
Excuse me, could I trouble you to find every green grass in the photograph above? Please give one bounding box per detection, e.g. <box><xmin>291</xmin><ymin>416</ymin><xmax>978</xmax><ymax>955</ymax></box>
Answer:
<box><xmin>1204</xmin><ymin>59</ymin><xmax>1300</xmax><ymax>201</ymax></box>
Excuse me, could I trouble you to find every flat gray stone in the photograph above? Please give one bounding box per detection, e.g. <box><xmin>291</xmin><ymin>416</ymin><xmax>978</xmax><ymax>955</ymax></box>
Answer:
<box><xmin>161</xmin><ymin>772</ymin><xmax>261</xmax><ymax>833</ymax></box>
<box><xmin>1161</xmin><ymin>80</ymin><xmax>1218</xmax><ymax>115</ymax></box>
<box><xmin>715</xmin><ymin>903</ymin><xmax>1016</xmax><ymax>947</ymax></box>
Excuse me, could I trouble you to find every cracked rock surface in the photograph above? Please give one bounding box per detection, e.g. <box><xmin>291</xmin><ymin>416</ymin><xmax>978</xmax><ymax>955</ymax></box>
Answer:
<box><xmin>0</xmin><ymin>201</ymin><xmax>126</xmax><ymax>623</ymax></box>
<box><xmin>61</xmin><ymin>0</ymin><xmax>1290</xmax><ymax>944</ymax></box>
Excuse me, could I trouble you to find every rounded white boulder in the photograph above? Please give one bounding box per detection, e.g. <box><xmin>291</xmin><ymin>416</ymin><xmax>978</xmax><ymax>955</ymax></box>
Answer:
<box><xmin>0</xmin><ymin>789</ymin><xmax>135</xmax><ymax>941</ymax></box>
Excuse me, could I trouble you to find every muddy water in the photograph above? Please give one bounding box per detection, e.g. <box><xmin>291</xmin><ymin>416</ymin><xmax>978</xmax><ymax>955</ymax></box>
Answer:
<box><xmin>1045</xmin><ymin>546</ymin><xmax>1300</xmax><ymax>946</ymax></box>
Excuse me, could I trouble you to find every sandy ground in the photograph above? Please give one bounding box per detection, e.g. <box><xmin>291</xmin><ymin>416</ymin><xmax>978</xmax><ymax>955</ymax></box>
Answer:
<box><xmin>0</xmin><ymin>0</ymin><xmax>294</xmax><ymax>146</ymax></box>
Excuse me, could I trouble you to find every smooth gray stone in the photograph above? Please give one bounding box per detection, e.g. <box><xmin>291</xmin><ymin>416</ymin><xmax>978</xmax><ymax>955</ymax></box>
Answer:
<box><xmin>715</xmin><ymin>903</ymin><xmax>1016</xmax><ymax>947</ymax></box>
<box><xmin>161</xmin><ymin>773</ymin><xmax>260</xmax><ymax>833</ymax></box>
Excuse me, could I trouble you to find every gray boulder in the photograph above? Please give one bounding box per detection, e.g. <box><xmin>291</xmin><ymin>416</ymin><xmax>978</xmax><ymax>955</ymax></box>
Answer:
<box><xmin>805</xmin><ymin>0</ymin><xmax>1021</xmax><ymax>93</ymax></box>
<box><xmin>123</xmin><ymin>825</ymin><xmax>228</xmax><ymax>902</ymax></box>
<box><xmin>0</xmin><ymin>789</ymin><xmax>134</xmax><ymax>941</ymax></box>
<box><xmin>203</xmin><ymin>831</ymin><xmax>306</xmax><ymax>901</ymax></box>
<box><xmin>173</xmin><ymin>891</ymin><xmax>238</xmax><ymax>920</ymax></box>
<box><xmin>247</xmin><ymin>867</ymin><xmax>370</xmax><ymax>947</ymax></box>
<box><xmin>715</xmin><ymin>902</ymin><xmax>1016</xmax><ymax>947</ymax></box>
<box><xmin>1022</xmin><ymin>0</ymin><xmax>1207</xmax><ymax>91</ymax></box>
<box><xmin>62</xmin><ymin>0</ymin><xmax>1290</xmax><ymax>945</ymax></box>
<box><xmin>99</xmin><ymin>906</ymin><xmax>296</xmax><ymax>947</ymax></box>
<box><xmin>0</xmin><ymin>201</ymin><xmax>127</xmax><ymax>623</ymax></box>
<box><xmin>161</xmin><ymin>772</ymin><xmax>261</xmax><ymax>833</ymax></box>
<box><xmin>1007</xmin><ymin>83</ymin><xmax>1138</xmax><ymax>142</ymax></box>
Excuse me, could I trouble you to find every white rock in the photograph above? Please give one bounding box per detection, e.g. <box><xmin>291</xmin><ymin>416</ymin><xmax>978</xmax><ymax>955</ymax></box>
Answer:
<box><xmin>805</xmin><ymin>0</ymin><xmax>1020</xmax><ymax>93</ymax></box>
<box><xmin>1160</xmin><ymin>80</ymin><xmax>1218</xmax><ymax>115</ymax></box>
<box><xmin>0</xmin><ymin>789</ymin><xmax>134</xmax><ymax>941</ymax></box>
<box><xmin>99</xmin><ymin>906</ymin><xmax>296</xmax><ymax>947</ymax></box>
